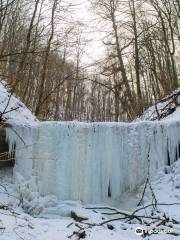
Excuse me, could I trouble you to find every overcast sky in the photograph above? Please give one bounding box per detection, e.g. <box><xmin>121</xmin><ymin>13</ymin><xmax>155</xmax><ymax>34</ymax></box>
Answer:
<box><xmin>69</xmin><ymin>0</ymin><xmax>105</xmax><ymax>66</ymax></box>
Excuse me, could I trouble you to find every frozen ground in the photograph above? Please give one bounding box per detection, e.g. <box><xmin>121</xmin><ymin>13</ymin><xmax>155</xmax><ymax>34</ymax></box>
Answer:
<box><xmin>0</xmin><ymin>160</ymin><xmax>180</xmax><ymax>240</ymax></box>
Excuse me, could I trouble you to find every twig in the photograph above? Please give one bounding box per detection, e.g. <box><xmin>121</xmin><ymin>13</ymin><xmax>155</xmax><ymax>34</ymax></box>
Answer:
<box><xmin>138</xmin><ymin>145</ymin><xmax>157</xmax><ymax>207</ymax></box>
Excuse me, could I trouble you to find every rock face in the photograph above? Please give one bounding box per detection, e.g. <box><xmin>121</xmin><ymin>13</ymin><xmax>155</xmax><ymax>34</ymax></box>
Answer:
<box><xmin>0</xmin><ymin>128</ymin><xmax>14</xmax><ymax>167</ymax></box>
<box><xmin>0</xmin><ymin>81</ymin><xmax>38</xmax><ymax>167</ymax></box>
<box><xmin>6</xmin><ymin>121</ymin><xmax>180</xmax><ymax>204</ymax></box>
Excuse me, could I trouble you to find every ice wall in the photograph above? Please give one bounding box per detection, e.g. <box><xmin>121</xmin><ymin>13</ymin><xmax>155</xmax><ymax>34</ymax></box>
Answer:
<box><xmin>5</xmin><ymin>121</ymin><xmax>180</xmax><ymax>204</ymax></box>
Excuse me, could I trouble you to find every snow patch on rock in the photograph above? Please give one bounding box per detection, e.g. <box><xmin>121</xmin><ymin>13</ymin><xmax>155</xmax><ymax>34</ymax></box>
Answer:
<box><xmin>0</xmin><ymin>81</ymin><xmax>38</xmax><ymax>126</ymax></box>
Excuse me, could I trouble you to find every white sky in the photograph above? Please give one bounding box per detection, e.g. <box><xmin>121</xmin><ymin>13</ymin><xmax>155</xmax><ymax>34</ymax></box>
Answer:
<box><xmin>38</xmin><ymin>0</ymin><xmax>106</xmax><ymax>68</ymax></box>
<box><xmin>68</xmin><ymin>0</ymin><xmax>106</xmax><ymax>66</ymax></box>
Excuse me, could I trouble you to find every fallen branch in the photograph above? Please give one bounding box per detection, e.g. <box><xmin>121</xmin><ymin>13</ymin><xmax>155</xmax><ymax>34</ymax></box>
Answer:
<box><xmin>68</xmin><ymin>230</ymin><xmax>86</xmax><ymax>239</ymax></box>
<box><xmin>85</xmin><ymin>203</ymin><xmax>180</xmax><ymax>235</ymax></box>
<box><xmin>71</xmin><ymin>211</ymin><xmax>88</xmax><ymax>223</ymax></box>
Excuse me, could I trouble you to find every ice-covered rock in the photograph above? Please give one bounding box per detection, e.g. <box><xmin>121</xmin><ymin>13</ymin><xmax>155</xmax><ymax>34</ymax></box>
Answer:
<box><xmin>6</xmin><ymin>121</ymin><xmax>180</xmax><ymax>205</ymax></box>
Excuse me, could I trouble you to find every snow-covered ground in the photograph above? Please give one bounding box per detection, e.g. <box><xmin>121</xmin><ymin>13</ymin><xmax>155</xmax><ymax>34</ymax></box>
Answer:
<box><xmin>0</xmin><ymin>160</ymin><xmax>180</xmax><ymax>240</ymax></box>
<box><xmin>137</xmin><ymin>88</ymin><xmax>180</xmax><ymax>122</ymax></box>
<box><xmin>0</xmin><ymin>82</ymin><xmax>38</xmax><ymax>126</ymax></box>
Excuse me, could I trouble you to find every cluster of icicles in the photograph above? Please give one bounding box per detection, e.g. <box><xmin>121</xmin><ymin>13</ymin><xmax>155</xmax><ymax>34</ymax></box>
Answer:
<box><xmin>5</xmin><ymin>121</ymin><xmax>180</xmax><ymax>204</ymax></box>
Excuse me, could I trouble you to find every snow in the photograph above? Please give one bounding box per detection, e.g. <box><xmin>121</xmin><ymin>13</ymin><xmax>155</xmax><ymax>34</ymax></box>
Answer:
<box><xmin>162</xmin><ymin>106</ymin><xmax>180</xmax><ymax>122</ymax></box>
<box><xmin>138</xmin><ymin>88</ymin><xmax>180</xmax><ymax>122</ymax></box>
<box><xmin>0</xmin><ymin>159</ymin><xmax>180</xmax><ymax>239</ymax></box>
<box><xmin>5</xmin><ymin>120</ymin><xmax>180</xmax><ymax>207</ymax></box>
<box><xmin>0</xmin><ymin>81</ymin><xmax>39</xmax><ymax>126</ymax></box>
<box><xmin>1</xmin><ymin>82</ymin><xmax>180</xmax><ymax>239</ymax></box>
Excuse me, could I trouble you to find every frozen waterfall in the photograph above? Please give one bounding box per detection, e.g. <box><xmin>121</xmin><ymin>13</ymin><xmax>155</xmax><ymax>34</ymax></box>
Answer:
<box><xmin>6</xmin><ymin>121</ymin><xmax>180</xmax><ymax>204</ymax></box>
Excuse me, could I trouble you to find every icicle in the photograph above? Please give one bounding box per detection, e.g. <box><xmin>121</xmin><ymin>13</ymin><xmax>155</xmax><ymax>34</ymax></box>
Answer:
<box><xmin>7</xmin><ymin>121</ymin><xmax>180</xmax><ymax>205</ymax></box>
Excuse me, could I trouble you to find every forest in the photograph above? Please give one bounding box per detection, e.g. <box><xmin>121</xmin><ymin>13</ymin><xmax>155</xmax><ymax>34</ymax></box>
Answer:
<box><xmin>0</xmin><ymin>1</ymin><xmax>180</xmax><ymax>240</ymax></box>
<box><xmin>0</xmin><ymin>0</ymin><xmax>179</xmax><ymax>122</ymax></box>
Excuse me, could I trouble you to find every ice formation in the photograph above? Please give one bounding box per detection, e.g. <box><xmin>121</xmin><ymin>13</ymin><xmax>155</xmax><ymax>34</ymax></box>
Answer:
<box><xmin>5</xmin><ymin>121</ymin><xmax>180</xmax><ymax>205</ymax></box>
